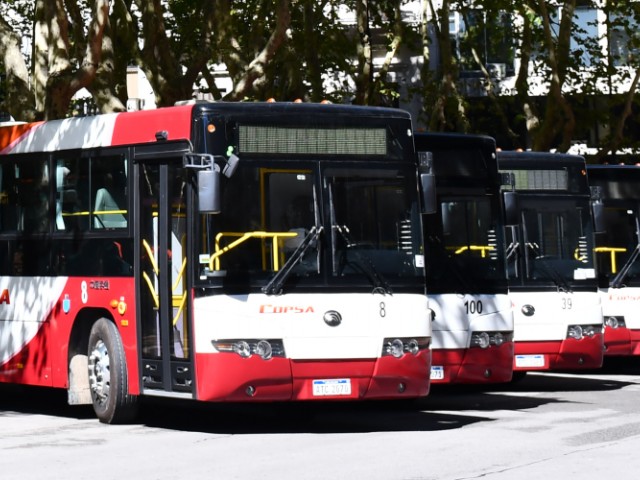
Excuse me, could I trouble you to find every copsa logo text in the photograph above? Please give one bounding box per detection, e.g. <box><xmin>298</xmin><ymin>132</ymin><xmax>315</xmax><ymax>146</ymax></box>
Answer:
<box><xmin>259</xmin><ymin>304</ymin><xmax>314</xmax><ymax>314</ymax></box>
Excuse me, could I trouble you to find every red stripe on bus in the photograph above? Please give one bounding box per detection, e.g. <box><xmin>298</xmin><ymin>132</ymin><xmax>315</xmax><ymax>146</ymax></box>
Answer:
<box><xmin>111</xmin><ymin>105</ymin><xmax>194</xmax><ymax>146</ymax></box>
<box><xmin>0</xmin><ymin>122</ymin><xmax>43</xmax><ymax>153</ymax></box>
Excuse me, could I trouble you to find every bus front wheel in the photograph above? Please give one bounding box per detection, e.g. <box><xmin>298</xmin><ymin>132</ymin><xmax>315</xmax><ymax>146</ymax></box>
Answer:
<box><xmin>87</xmin><ymin>318</ymin><xmax>138</xmax><ymax>424</ymax></box>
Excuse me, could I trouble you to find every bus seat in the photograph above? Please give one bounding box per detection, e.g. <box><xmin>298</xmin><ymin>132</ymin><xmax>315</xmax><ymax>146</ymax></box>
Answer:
<box><xmin>56</xmin><ymin>166</ymin><xmax>72</xmax><ymax>230</ymax></box>
<box><xmin>94</xmin><ymin>188</ymin><xmax>127</xmax><ymax>229</ymax></box>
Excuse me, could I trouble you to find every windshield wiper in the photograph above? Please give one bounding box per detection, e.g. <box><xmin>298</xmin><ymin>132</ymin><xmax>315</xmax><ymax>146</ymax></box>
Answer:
<box><xmin>262</xmin><ymin>226</ymin><xmax>323</xmax><ymax>296</ymax></box>
<box><xmin>611</xmin><ymin>243</ymin><xmax>640</xmax><ymax>289</ymax></box>
<box><xmin>505</xmin><ymin>241</ymin><xmax>519</xmax><ymax>262</ymax></box>
<box><xmin>326</xmin><ymin>184</ymin><xmax>391</xmax><ymax>294</ymax></box>
<box><xmin>335</xmin><ymin>224</ymin><xmax>392</xmax><ymax>295</ymax></box>
<box><xmin>526</xmin><ymin>242</ymin><xmax>573</xmax><ymax>293</ymax></box>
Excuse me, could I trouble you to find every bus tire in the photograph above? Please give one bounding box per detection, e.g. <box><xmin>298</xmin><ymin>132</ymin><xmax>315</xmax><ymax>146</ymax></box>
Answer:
<box><xmin>510</xmin><ymin>371</ymin><xmax>527</xmax><ymax>383</ymax></box>
<box><xmin>88</xmin><ymin>318</ymin><xmax>138</xmax><ymax>424</ymax></box>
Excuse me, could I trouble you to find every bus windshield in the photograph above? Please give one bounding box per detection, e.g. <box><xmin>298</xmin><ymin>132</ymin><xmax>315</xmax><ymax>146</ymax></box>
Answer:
<box><xmin>596</xmin><ymin>203</ymin><xmax>640</xmax><ymax>285</ymax></box>
<box><xmin>506</xmin><ymin>197</ymin><xmax>596</xmax><ymax>288</ymax></box>
<box><xmin>424</xmin><ymin>195</ymin><xmax>505</xmax><ymax>293</ymax></box>
<box><xmin>197</xmin><ymin>161</ymin><xmax>423</xmax><ymax>292</ymax></box>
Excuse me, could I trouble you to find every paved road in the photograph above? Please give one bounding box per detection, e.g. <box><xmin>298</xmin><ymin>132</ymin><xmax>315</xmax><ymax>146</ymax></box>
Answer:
<box><xmin>1</xmin><ymin>358</ymin><xmax>640</xmax><ymax>480</ymax></box>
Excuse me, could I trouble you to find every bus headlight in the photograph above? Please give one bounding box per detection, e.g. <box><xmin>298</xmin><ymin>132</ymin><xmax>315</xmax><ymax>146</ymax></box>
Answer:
<box><xmin>582</xmin><ymin>325</ymin><xmax>600</xmax><ymax>337</ymax></box>
<box><xmin>567</xmin><ymin>325</ymin><xmax>584</xmax><ymax>340</ymax></box>
<box><xmin>212</xmin><ymin>339</ymin><xmax>285</xmax><ymax>359</ymax></box>
<box><xmin>470</xmin><ymin>332</ymin><xmax>490</xmax><ymax>349</ymax></box>
<box><xmin>407</xmin><ymin>339</ymin><xmax>420</xmax><ymax>355</ymax></box>
<box><xmin>567</xmin><ymin>325</ymin><xmax>602</xmax><ymax>340</ymax></box>
<box><xmin>233</xmin><ymin>340</ymin><xmax>252</xmax><ymax>358</ymax></box>
<box><xmin>255</xmin><ymin>340</ymin><xmax>273</xmax><ymax>360</ymax></box>
<box><xmin>388</xmin><ymin>339</ymin><xmax>405</xmax><ymax>358</ymax></box>
<box><xmin>382</xmin><ymin>337</ymin><xmax>430</xmax><ymax>358</ymax></box>
<box><xmin>605</xmin><ymin>316</ymin><xmax>625</xmax><ymax>329</ymax></box>
<box><xmin>470</xmin><ymin>331</ymin><xmax>513</xmax><ymax>348</ymax></box>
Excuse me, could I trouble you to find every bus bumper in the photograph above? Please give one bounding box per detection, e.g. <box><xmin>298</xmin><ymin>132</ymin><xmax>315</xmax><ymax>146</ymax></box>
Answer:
<box><xmin>514</xmin><ymin>335</ymin><xmax>604</xmax><ymax>371</ymax></box>
<box><xmin>604</xmin><ymin>326</ymin><xmax>632</xmax><ymax>356</ymax></box>
<box><xmin>603</xmin><ymin>328</ymin><xmax>640</xmax><ymax>356</ymax></box>
<box><xmin>194</xmin><ymin>351</ymin><xmax>430</xmax><ymax>402</ymax></box>
<box><xmin>430</xmin><ymin>343</ymin><xmax>514</xmax><ymax>384</ymax></box>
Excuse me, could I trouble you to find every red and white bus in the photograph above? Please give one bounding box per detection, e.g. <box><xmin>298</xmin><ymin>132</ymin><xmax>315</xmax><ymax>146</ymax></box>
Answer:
<box><xmin>587</xmin><ymin>164</ymin><xmax>640</xmax><ymax>356</ymax></box>
<box><xmin>416</xmin><ymin>133</ymin><xmax>514</xmax><ymax>384</ymax></box>
<box><xmin>0</xmin><ymin>102</ymin><xmax>432</xmax><ymax>423</ymax></box>
<box><xmin>498</xmin><ymin>151</ymin><xmax>604</xmax><ymax>375</ymax></box>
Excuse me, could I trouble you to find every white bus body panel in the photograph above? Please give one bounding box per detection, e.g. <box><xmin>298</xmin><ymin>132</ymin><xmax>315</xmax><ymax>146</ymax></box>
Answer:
<box><xmin>430</xmin><ymin>293</ymin><xmax>513</xmax><ymax>349</ymax></box>
<box><xmin>509</xmin><ymin>290</ymin><xmax>603</xmax><ymax>342</ymax></box>
<box><xmin>193</xmin><ymin>292</ymin><xmax>430</xmax><ymax>359</ymax></box>
<box><xmin>600</xmin><ymin>287</ymin><xmax>640</xmax><ymax>329</ymax></box>
<box><xmin>0</xmin><ymin>277</ymin><xmax>68</xmax><ymax>363</ymax></box>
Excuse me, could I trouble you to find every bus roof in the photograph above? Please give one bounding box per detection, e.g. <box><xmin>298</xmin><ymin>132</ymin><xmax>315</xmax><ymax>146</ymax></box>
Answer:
<box><xmin>587</xmin><ymin>163</ymin><xmax>640</xmax><ymax>174</ymax></box>
<box><xmin>587</xmin><ymin>164</ymin><xmax>640</xmax><ymax>201</ymax></box>
<box><xmin>192</xmin><ymin>101</ymin><xmax>412</xmax><ymax>121</ymax></box>
<box><xmin>414</xmin><ymin>131</ymin><xmax>496</xmax><ymax>150</ymax></box>
<box><xmin>414</xmin><ymin>132</ymin><xmax>498</xmax><ymax>185</ymax></box>
<box><xmin>0</xmin><ymin>102</ymin><xmax>412</xmax><ymax>156</ymax></box>
<box><xmin>497</xmin><ymin>150</ymin><xmax>586</xmax><ymax>167</ymax></box>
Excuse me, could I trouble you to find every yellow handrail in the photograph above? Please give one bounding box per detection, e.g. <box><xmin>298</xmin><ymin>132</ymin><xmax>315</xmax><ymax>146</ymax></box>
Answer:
<box><xmin>142</xmin><ymin>271</ymin><xmax>159</xmax><ymax>309</ymax></box>
<box><xmin>453</xmin><ymin>245</ymin><xmax>494</xmax><ymax>258</ymax></box>
<box><xmin>172</xmin><ymin>292</ymin><xmax>187</xmax><ymax>327</ymax></box>
<box><xmin>172</xmin><ymin>257</ymin><xmax>187</xmax><ymax>292</ymax></box>
<box><xmin>595</xmin><ymin>246</ymin><xmax>627</xmax><ymax>273</ymax></box>
<box><xmin>141</xmin><ymin>240</ymin><xmax>188</xmax><ymax>325</ymax></box>
<box><xmin>210</xmin><ymin>231</ymin><xmax>298</xmax><ymax>272</ymax></box>
<box><xmin>61</xmin><ymin>210</ymin><xmax>128</xmax><ymax>216</ymax></box>
<box><xmin>142</xmin><ymin>239</ymin><xmax>159</xmax><ymax>275</ymax></box>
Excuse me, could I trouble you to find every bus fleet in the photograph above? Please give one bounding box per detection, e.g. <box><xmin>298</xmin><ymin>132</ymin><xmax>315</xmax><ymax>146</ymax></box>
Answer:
<box><xmin>0</xmin><ymin>100</ymin><xmax>630</xmax><ymax>424</ymax></box>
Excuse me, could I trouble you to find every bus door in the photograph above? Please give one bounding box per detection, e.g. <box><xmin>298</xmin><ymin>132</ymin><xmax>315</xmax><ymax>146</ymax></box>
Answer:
<box><xmin>134</xmin><ymin>145</ymin><xmax>193</xmax><ymax>396</ymax></box>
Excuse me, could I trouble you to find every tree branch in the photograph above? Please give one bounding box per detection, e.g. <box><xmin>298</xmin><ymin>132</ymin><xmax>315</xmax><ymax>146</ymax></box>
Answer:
<box><xmin>229</xmin><ymin>0</ymin><xmax>292</xmax><ymax>100</ymax></box>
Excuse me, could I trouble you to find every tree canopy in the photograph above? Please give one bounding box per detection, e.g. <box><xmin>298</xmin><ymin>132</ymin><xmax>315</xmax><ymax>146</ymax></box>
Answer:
<box><xmin>1</xmin><ymin>0</ymin><xmax>640</xmax><ymax>154</ymax></box>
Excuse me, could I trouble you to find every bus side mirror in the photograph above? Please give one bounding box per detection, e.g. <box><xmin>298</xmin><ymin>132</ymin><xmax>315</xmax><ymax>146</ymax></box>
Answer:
<box><xmin>420</xmin><ymin>173</ymin><xmax>437</xmax><ymax>214</ymax></box>
<box><xmin>185</xmin><ymin>153</ymin><xmax>228</xmax><ymax>214</ymax></box>
<box><xmin>590</xmin><ymin>186</ymin><xmax>605</xmax><ymax>233</ymax></box>
<box><xmin>592</xmin><ymin>202</ymin><xmax>605</xmax><ymax>234</ymax></box>
<box><xmin>503</xmin><ymin>191</ymin><xmax>519</xmax><ymax>226</ymax></box>
<box><xmin>222</xmin><ymin>154</ymin><xmax>239</xmax><ymax>178</ymax></box>
<box><xmin>198</xmin><ymin>167</ymin><xmax>221</xmax><ymax>214</ymax></box>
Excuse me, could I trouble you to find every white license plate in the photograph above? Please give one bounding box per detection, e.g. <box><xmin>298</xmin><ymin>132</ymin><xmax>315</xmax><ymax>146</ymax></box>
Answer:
<box><xmin>515</xmin><ymin>354</ymin><xmax>545</xmax><ymax>368</ymax></box>
<box><xmin>430</xmin><ymin>366</ymin><xmax>444</xmax><ymax>380</ymax></box>
<box><xmin>312</xmin><ymin>379</ymin><xmax>352</xmax><ymax>396</ymax></box>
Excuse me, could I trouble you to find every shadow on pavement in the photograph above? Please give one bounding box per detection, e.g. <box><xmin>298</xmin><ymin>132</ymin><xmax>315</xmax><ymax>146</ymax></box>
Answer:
<box><xmin>0</xmin><ymin>384</ymin><xmax>94</xmax><ymax>420</ymax></box>
<box><xmin>138</xmin><ymin>397</ymin><xmax>496</xmax><ymax>434</ymax></box>
<box><xmin>138</xmin><ymin>384</ymin><xmax>565</xmax><ymax>434</ymax></box>
<box><xmin>502</xmin><ymin>371</ymin><xmax>634</xmax><ymax>392</ymax></box>
<box><xmin>0</xmin><ymin>382</ymin><xmax>491</xmax><ymax>434</ymax></box>
<box><xmin>597</xmin><ymin>356</ymin><xmax>640</xmax><ymax>375</ymax></box>
<box><xmin>0</xmin><ymin>369</ymin><xmax>631</xmax><ymax>435</ymax></box>
<box><xmin>432</xmin><ymin>370</ymin><xmax>634</xmax><ymax>395</ymax></box>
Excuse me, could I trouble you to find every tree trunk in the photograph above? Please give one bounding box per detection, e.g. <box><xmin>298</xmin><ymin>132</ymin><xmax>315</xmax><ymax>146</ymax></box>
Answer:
<box><xmin>228</xmin><ymin>0</ymin><xmax>292</xmax><ymax>100</ymax></box>
<box><xmin>0</xmin><ymin>16</ymin><xmax>37</xmax><ymax>121</ymax></box>
<box><xmin>354</xmin><ymin>0</ymin><xmax>373</xmax><ymax>105</ymax></box>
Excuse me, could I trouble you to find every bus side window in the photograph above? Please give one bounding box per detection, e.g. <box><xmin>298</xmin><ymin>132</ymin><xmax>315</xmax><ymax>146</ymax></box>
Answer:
<box><xmin>0</xmin><ymin>162</ymin><xmax>19</xmax><ymax>233</ymax></box>
<box><xmin>19</xmin><ymin>159</ymin><xmax>50</xmax><ymax>234</ymax></box>
<box><xmin>54</xmin><ymin>157</ymin><xmax>92</xmax><ymax>233</ymax></box>
<box><xmin>91</xmin><ymin>158</ymin><xmax>128</xmax><ymax>230</ymax></box>
<box><xmin>94</xmin><ymin>185</ymin><xmax>126</xmax><ymax>228</ymax></box>
<box><xmin>55</xmin><ymin>164</ymin><xmax>72</xmax><ymax>230</ymax></box>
